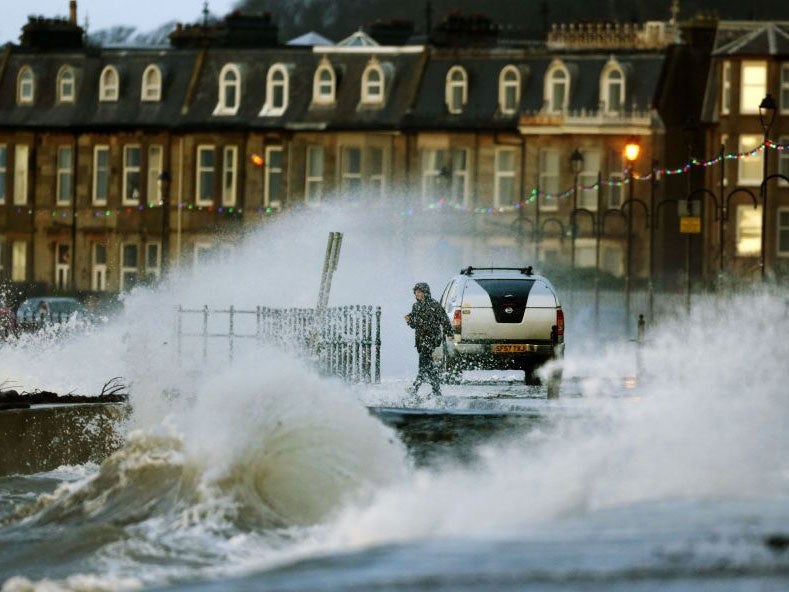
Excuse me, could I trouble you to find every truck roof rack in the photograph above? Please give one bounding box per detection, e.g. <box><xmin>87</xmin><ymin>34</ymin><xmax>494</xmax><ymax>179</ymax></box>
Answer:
<box><xmin>460</xmin><ymin>266</ymin><xmax>533</xmax><ymax>276</ymax></box>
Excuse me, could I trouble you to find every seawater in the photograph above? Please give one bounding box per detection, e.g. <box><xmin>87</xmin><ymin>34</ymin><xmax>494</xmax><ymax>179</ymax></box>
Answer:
<box><xmin>1</xmin><ymin>204</ymin><xmax>789</xmax><ymax>591</ymax></box>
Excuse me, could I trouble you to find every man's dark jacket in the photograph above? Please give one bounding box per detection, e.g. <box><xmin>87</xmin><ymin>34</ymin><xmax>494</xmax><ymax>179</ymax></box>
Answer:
<box><xmin>408</xmin><ymin>295</ymin><xmax>452</xmax><ymax>351</ymax></box>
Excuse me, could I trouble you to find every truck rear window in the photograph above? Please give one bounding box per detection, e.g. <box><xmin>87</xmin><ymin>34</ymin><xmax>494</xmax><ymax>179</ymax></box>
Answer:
<box><xmin>474</xmin><ymin>279</ymin><xmax>535</xmax><ymax>302</ymax></box>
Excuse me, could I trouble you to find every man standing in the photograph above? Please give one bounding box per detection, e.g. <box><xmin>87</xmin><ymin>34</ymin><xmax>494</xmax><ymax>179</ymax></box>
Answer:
<box><xmin>405</xmin><ymin>282</ymin><xmax>452</xmax><ymax>399</ymax></box>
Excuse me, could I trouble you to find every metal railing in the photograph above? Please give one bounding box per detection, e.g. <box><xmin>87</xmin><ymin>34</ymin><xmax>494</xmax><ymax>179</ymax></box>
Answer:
<box><xmin>175</xmin><ymin>304</ymin><xmax>381</xmax><ymax>384</ymax></box>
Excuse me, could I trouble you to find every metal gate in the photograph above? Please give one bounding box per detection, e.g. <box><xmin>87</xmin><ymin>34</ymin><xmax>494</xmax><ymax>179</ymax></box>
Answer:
<box><xmin>175</xmin><ymin>304</ymin><xmax>381</xmax><ymax>383</ymax></box>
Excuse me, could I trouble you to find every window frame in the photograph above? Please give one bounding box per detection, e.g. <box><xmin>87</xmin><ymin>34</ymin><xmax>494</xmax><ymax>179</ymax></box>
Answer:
<box><xmin>361</xmin><ymin>60</ymin><xmax>385</xmax><ymax>105</ymax></box>
<box><xmin>721</xmin><ymin>60</ymin><xmax>731</xmax><ymax>115</ymax></box>
<box><xmin>740</xmin><ymin>60</ymin><xmax>766</xmax><ymax>115</ymax></box>
<box><xmin>544</xmin><ymin>61</ymin><xmax>570</xmax><ymax>114</ymax></box>
<box><xmin>259</xmin><ymin>64</ymin><xmax>289</xmax><ymax>117</ymax></box>
<box><xmin>55</xmin><ymin>243</ymin><xmax>70</xmax><ymax>290</ymax></box>
<box><xmin>779</xmin><ymin>134</ymin><xmax>789</xmax><ymax>186</ymax></box>
<box><xmin>735</xmin><ymin>204</ymin><xmax>762</xmax><ymax>256</ymax></box>
<box><xmin>122</xmin><ymin>144</ymin><xmax>142</xmax><ymax>206</ymax></box>
<box><xmin>91</xmin><ymin>242</ymin><xmax>107</xmax><ymax>291</ymax></box>
<box><xmin>578</xmin><ymin>149</ymin><xmax>601</xmax><ymax>210</ymax></box>
<box><xmin>93</xmin><ymin>145</ymin><xmax>110</xmax><ymax>206</ymax></box>
<box><xmin>494</xmin><ymin>147</ymin><xmax>517</xmax><ymax>208</ymax></box>
<box><xmin>57</xmin><ymin>65</ymin><xmax>76</xmax><ymax>104</ymax></box>
<box><xmin>120</xmin><ymin>242</ymin><xmax>139</xmax><ymax>291</ymax></box>
<box><xmin>313</xmin><ymin>61</ymin><xmax>335</xmax><ymax>105</ymax></box>
<box><xmin>538</xmin><ymin>148</ymin><xmax>560</xmax><ymax>211</ymax></box>
<box><xmin>499</xmin><ymin>65</ymin><xmax>520</xmax><ymax>115</ymax></box>
<box><xmin>340</xmin><ymin>146</ymin><xmax>362</xmax><ymax>196</ymax></box>
<box><xmin>56</xmin><ymin>145</ymin><xmax>74</xmax><ymax>206</ymax></box>
<box><xmin>195</xmin><ymin>144</ymin><xmax>216</xmax><ymax>207</ymax></box>
<box><xmin>264</xmin><ymin>145</ymin><xmax>283</xmax><ymax>208</ymax></box>
<box><xmin>141</xmin><ymin>64</ymin><xmax>162</xmax><ymax>102</ymax></box>
<box><xmin>11</xmin><ymin>241</ymin><xmax>27</xmax><ymax>282</ymax></box>
<box><xmin>305</xmin><ymin>145</ymin><xmax>325</xmax><ymax>204</ymax></box>
<box><xmin>17</xmin><ymin>66</ymin><xmax>34</xmax><ymax>105</ymax></box>
<box><xmin>99</xmin><ymin>65</ymin><xmax>120</xmax><ymax>102</ymax></box>
<box><xmin>737</xmin><ymin>134</ymin><xmax>764</xmax><ymax>186</ymax></box>
<box><xmin>222</xmin><ymin>145</ymin><xmax>238</xmax><ymax>207</ymax></box>
<box><xmin>147</xmin><ymin>144</ymin><xmax>163</xmax><ymax>204</ymax></box>
<box><xmin>445</xmin><ymin>66</ymin><xmax>468</xmax><ymax>114</ymax></box>
<box><xmin>781</xmin><ymin>63</ymin><xmax>789</xmax><ymax>114</ymax></box>
<box><xmin>600</xmin><ymin>60</ymin><xmax>625</xmax><ymax>114</ymax></box>
<box><xmin>215</xmin><ymin>63</ymin><xmax>241</xmax><ymax>115</ymax></box>
<box><xmin>13</xmin><ymin>145</ymin><xmax>29</xmax><ymax>205</ymax></box>
<box><xmin>145</xmin><ymin>241</ymin><xmax>161</xmax><ymax>282</ymax></box>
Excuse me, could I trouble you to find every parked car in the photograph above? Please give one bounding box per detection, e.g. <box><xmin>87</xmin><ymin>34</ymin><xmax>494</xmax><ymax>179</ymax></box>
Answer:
<box><xmin>16</xmin><ymin>297</ymin><xmax>88</xmax><ymax>331</ymax></box>
<box><xmin>435</xmin><ymin>266</ymin><xmax>564</xmax><ymax>395</ymax></box>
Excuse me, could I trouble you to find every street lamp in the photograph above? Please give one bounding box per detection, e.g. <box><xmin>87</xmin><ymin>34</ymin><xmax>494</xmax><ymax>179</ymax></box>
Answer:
<box><xmin>758</xmin><ymin>93</ymin><xmax>776</xmax><ymax>280</ymax></box>
<box><xmin>623</xmin><ymin>136</ymin><xmax>640</xmax><ymax>329</ymax></box>
<box><xmin>569</xmin><ymin>147</ymin><xmax>584</xmax><ymax>270</ymax></box>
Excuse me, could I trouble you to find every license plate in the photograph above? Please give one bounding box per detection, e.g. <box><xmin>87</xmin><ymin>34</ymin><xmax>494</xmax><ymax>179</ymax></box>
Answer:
<box><xmin>493</xmin><ymin>344</ymin><xmax>527</xmax><ymax>353</ymax></box>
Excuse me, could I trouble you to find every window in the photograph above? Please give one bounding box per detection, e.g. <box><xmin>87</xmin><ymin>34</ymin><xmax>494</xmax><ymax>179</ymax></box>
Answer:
<box><xmin>260</xmin><ymin>65</ymin><xmax>288</xmax><ymax>116</ymax></box>
<box><xmin>222</xmin><ymin>146</ymin><xmax>238</xmax><ymax>206</ymax></box>
<box><xmin>445</xmin><ymin>66</ymin><xmax>467</xmax><ymax>114</ymax></box>
<box><xmin>141</xmin><ymin>65</ymin><xmax>162</xmax><ymax>102</ymax></box>
<box><xmin>538</xmin><ymin>149</ymin><xmax>560</xmax><ymax>211</ymax></box>
<box><xmin>340</xmin><ymin>147</ymin><xmax>361</xmax><ymax>196</ymax></box>
<box><xmin>264</xmin><ymin>146</ymin><xmax>283</xmax><ymax>208</ymax></box>
<box><xmin>781</xmin><ymin>63</ymin><xmax>789</xmax><ymax>114</ymax></box>
<box><xmin>17</xmin><ymin>66</ymin><xmax>34</xmax><ymax>104</ymax></box>
<box><xmin>194</xmin><ymin>242</ymin><xmax>215</xmax><ymax>268</ymax></box>
<box><xmin>93</xmin><ymin>145</ymin><xmax>110</xmax><ymax>205</ymax></box>
<box><xmin>740</xmin><ymin>61</ymin><xmax>766</xmax><ymax>114</ymax></box>
<box><xmin>778</xmin><ymin>208</ymin><xmax>789</xmax><ymax>256</ymax></box>
<box><xmin>147</xmin><ymin>145</ymin><xmax>163</xmax><ymax>204</ymax></box>
<box><xmin>12</xmin><ymin>241</ymin><xmax>26</xmax><ymax>282</ymax></box>
<box><xmin>305</xmin><ymin>146</ymin><xmax>324</xmax><ymax>203</ymax></box>
<box><xmin>91</xmin><ymin>243</ymin><xmax>107</xmax><ymax>291</ymax></box>
<box><xmin>14</xmin><ymin>145</ymin><xmax>29</xmax><ymax>205</ymax></box>
<box><xmin>499</xmin><ymin>66</ymin><xmax>520</xmax><ymax>114</ymax></box>
<box><xmin>99</xmin><ymin>66</ymin><xmax>119</xmax><ymax>102</ymax></box>
<box><xmin>608</xmin><ymin>149</ymin><xmax>624</xmax><ymax>208</ymax></box>
<box><xmin>545</xmin><ymin>62</ymin><xmax>569</xmax><ymax>113</ymax></box>
<box><xmin>780</xmin><ymin>135</ymin><xmax>789</xmax><ymax>184</ymax></box>
<box><xmin>601</xmin><ymin>61</ymin><xmax>624</xmax><ymax>113</ymax></box>
<box><xmin>449</xmin><ymin>149</ymin><xmax>469</xmax><ymax>207</ymax></box>
<box><xmin>122</xmin><ymin>145</ymin><xmax>141</xmax><ymax>205</ymax></box>
<box><xmin>601</xmin><ymin>242</ymin><xmax>624</xmax><ymax>276</ymax></box>
<box><xmin>578</xmin><ymin>150</ymin><xmax>601</xmax><ymax>210</ymax></box>
<box><xmin>120</xmin><ymin>243</ymin><xmax>139</xmax><ymax>290</ymax></box>
<box><xmin>362</xmin><ymin>60</ymin><xmax>384</xmax><ymax>105</ymax></box>
<box><xmin>57</xmin><ymin>66</ymin><xmax>75</xmax><ymax>103</ymax></box>
<box><xmin>368</xmin><ymin>147</ymin><xmax>385</xmax><ymax>198</ymax></box>
<box><xmin>721</xmin><ymin>61</ymin><xmax>731</xmax><ymax>115</ymax></box>
<box><xmin>215</xmin><ymin>64</ymin><xmax>240</xmax><ymax>115</ymax></box>
<box><xmin>736</xmin><ymin>204</ymin><xmax>762</xmax><ymax>256</ymax></box>
<box><xmin>495</xmin><ymin>148</ymin><xmax>516</xmax><ymax>208</ymax></box>
<box><xmin>313</xmin><ymin>61</ymin><xmax>335</xmax><ymax>104</ymax></box>
<box><xmin>56</xmin><ymin>146</ymin><xmax>73</xmax><ymax>205</ymax></box>
<box><xmin>422</xmin><ymin>149</ymin><xmax>450</xmax><ymax>204</ymax></box>
<box><xmin>0</xmin><ymin>145</ymin><xmax>6</xmax><ymax>204</ymax></box>
<box><xmin>575</xmin><ymin>238</ymin><xmax>597</xmax><ymax>268</ymax></box>
<box><xmin>738</xmin><ymin>134</ymin><xmax>763</xmax><ymax>185</ymax></box>
<box><xmin>145</xmin><ymin>242</ymin><xmax>161</xmax><ymax>282</ymax></box>
<box><xmin>196</xmin><ymin>145</ymin><xmax>215</xmax><ymax>206</ymax></box>
<box><xmin>55</xmin><ymin>243</ymin><xmax>70</xmax><ymax>290</ymax></box>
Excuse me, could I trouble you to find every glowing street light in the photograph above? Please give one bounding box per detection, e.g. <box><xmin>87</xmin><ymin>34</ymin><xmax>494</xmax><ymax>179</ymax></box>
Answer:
<box><xmin>623</xmin><ymin>136</ymin><xmax>640</xmax><ymax>330</ymax></box>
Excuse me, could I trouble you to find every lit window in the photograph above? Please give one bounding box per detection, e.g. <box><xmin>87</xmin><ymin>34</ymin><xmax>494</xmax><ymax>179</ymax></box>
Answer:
<box><xmin>222</xmin><ymin>146</ymin><xmax>238</xmax><ymax>207</ymax></box>
<box><xmin>12</xmin><ymin>241</ymin><xmax>27</xmax><ymax>282</ymax></box>
<box><xmin>122</xmin><ymin>145</ymin><xmax>141</xmax><ymax>205</ymax></box>
<box><xmin>196</xmin><ymin>145</ymin><xmax>215</xmax><ymax>206</ymax></box>
<box><xmin>13</xmin><ymin>145</ymin><xmax>29</xmax><ymax>205</ymax></box>
<box><xmin>499</xmin><ymin>66</ymin><xmax>520</xmax><ymax>114</ymax></box>
<box><xmin>538</xmin><ymin>149</ymin><xmax>560</xmax><ymax>210</ymax></box>
<box><xmin>264</xmin><ymin>146</ymin><xmax>283</xmax><ymax>208</ymax></box>
<box><xmin>56</xmin><ymin>146</ymin><xmax>73</xmax><ymax>205</ymax></box>
<box><xmin>147</xmin><ymin>145</ymin><xmax>163</xmax><ymax>203</ymax></box>
<box><xmin>93</xmin><ymin>145</ymin><xmax>110</xmax><ymax>205</ymax></box>
<box><xmin>99</xmin><ymin>66</ymin><xmax>119</xmax><ymax>102</ymax></box>
<box><xmin>141</xmin><ymin>65</ymin><xmax>162</xmax><ymax>102</ymax></box>
<box><xmin>305</xmin><ymin>146</ymin><xmax>324</xmax><ymax>203</ymax></box>
<box><xmin>120</xmin><ymin>243</ymin><xmax>139</xmax><ymax>291</ymax></box>
<box><xmin>362</xmin><ymin>60</ymin><xmax>384</xmax><ymax>104</ymax></box>
<box><xmin>721</xmin><ymin>61</ymin><xmax>731</xmax><ymax>115</ymax></box>
<box><xmin>740</xmin><ymin>61</ymin><xmax>766</xmax><ymax>114</ymax></box>
<box><xmin>495</xmin><ymin>148</ymin><xmax>516</xmax><ymax>208</ymax></box>
<box><xmin>259</xmin><ymin>65</ymin><xmax>288</xmax><ymax>116</ymax></box>
<box><xmin>313</xmin><ymin>61</ymin><xmax>335</xmax><ymax>104</ymax></box>
<box><xmin>736</xmin><ymin>204</ymin><xmax>762</xmax><ymax>256</ymax></box>
<box><xmin>215</xmin><ymin>64</ymin><xmax>240</xmax><ymax>115</ymax></box>
<box><xmin>445</xmin><ymin>66</ymin><xmax>467</xmax><ymax>114</ymax></box>
<box><xmin>58</xmin><ymin>66</ymin><xmax>75</xmax><ymax>103</ymax></box>
<box><xmin>601</xmin><ymin>60</ymin><xmax>624</xmax><ymax>113</ymax></box>
<box><xmin>17</xmin><ymin>66</ymin><xmax>34</xmax><ymax>105</ymax></box>
<box><xmin>545</xmin><ymin>62</ymin><xmax>569</xmax><ymax>113</ymax></box>
<box><xmin>737</xmin><ymin>134</ymin><xmax>763</xmax><ymax>185</ymax></box>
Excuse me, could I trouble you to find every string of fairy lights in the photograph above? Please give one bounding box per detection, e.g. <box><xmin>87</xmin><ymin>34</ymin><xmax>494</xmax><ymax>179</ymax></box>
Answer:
<box><xmin>18</xmin><ymin>139</ymin><xmax>789</xmax><ymax>219</ymax></box>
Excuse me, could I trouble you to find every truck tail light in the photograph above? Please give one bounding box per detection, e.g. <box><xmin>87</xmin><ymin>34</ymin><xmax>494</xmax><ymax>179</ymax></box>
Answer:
<box><xmin>452</xmin><ymin>309</ymin><xmax>462</xmax><ymax>334</ymax></box>
<box><xmin>556</xmin><ymin>308</ymin><xmax>565</xmax><ymax>336</ymax></box>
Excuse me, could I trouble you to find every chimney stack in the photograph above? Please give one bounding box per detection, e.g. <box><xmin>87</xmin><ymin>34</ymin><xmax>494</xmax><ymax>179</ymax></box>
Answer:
<box><xmin>69</xmin><ymin>0</ymin><xmax>77</xmax><ymax>25</ymax></box>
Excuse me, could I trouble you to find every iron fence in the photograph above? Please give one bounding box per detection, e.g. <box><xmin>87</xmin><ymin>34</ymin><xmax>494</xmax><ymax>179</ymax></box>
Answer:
<box><xmin>175</xmin><ymin>304</ymin><xmax>381</xmax><ymax>384</ymax></box>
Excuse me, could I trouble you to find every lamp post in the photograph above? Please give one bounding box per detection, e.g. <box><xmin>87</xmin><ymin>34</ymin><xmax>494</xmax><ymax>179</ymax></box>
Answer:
<box><xmin>158</xmin><ymin>171</ymin><xmax>171</xmax><ymax>276</ymax></box>
<box><xmin>623</xmin><ymin>136</ymin><xmax>640</xmax><ymax>330</ymax></box>
<box><xmin>758</xmin><ymin>93</ymin><xmax>776</xmax><ymax>281</ymax></box>
<box><xmin>570</xmin><ymin>148</ymin><xmax>584</xmax><ymax>271</ymax></box>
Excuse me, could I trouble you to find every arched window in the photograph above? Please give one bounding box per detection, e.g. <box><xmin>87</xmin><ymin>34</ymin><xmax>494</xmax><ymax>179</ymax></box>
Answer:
<box><xmin>259</xmin><ymin>64</ymin><xmax>289</xmax><ymax>116</ymax></box>
<box><xmin>544</xmin><ymin>61</ymin><xmax>569</xmax><ymax>113</ymax></box>
<box><xmin>57</xmin><ymin>66</ymin><xmax>75</xmax><ymax>103</ymax></box>
<box><xmin>445</xmin><ymin>66</ymin><xmax>468</xmax><ymax>114</ymax></box>
<box><xmin>215</xmin><ymin>64</ymin><xmax>240</xmax><ymax>115</ymax></box>
<box><xmin>600</xmin><ymin>60</ymin><xmax>625</xmax><ymax>114</ymax></box>
<box><xmin>313</xmin><ymin>60</ymin><xmax>335</xmax><ymax>104</ymax></box>
<box><xmin>99</xmin><ymin>66</ymin><xmax>119</xmax><ymax>102</ymax></box>
<box><xmin>362</xmin><ymin>60</ymin><xmax>384</xmax><ymax>104</ymax></box>
<box><xmin>17</xmin><ymin>66</ymin><xmax>35</xmax><ymax>105</ymax></box>
<box><xmin>141</xmin><ymin>65</ymin><xmax>162</xmax><ymax>102</ymax></box>
<box><xmin>499</xmin><ymin>65</ymin><xmax>520</xmax><ymax>114</ymax></box>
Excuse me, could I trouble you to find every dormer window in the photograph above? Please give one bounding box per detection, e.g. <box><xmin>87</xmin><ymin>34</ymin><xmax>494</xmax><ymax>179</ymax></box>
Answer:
<box><xmin>17</xmin><ymin>66</ymin><xmax>34</xmax><ymax>105</ymax></box>
<box><xmin>214</xmin><ymin>64</ymin><xmax>240</xmax><ymax>115</ymax></box>
<box><xmin>446</xmin><ymin>66</ymin><xmax>468</xmax><ymax>114</ymax></box>
<box><xmin>141</xmin><ymin>65</ymin><xmax>162</xmax><ymax>102</ymax></box>
<box><xmin>544</xmin><ymin>61</ymin><xmax>569</xmax><ymax>114</ymax></box>
<box><xmin>99</xmin><ymin>66</ymin><xmax>119</xmax><ymax>102</ymax></box>
<box><xmin>361</xmin><ymin>59</ymin><xmax>385</xmax><ymax>105</ymax></box>
<box><xmin>313</xmin><ymin>59</ymin><xmax>335</xmax><ymax>105</ymax></box>
<box><xmin>499</xmin><ymin>65</ymin><xmax>520</xmax><ymax>114</ymax></box>
<box><xmin>259</xmin><ymin>64</ymin><xmax>288</xmax><ymax>117</ymax></box>
<box><xmin>57</xmin><ymin>66</ymin><xmax>75</xmax><ymax>103</ymax></box>
<box><xmin>600</xmin><ymin>59</ymin><xmax>625</xmax><ymax>114</ymax></box>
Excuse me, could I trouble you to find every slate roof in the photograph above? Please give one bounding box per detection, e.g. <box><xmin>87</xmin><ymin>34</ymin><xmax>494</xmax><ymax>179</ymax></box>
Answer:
<box><xmin>712</xmin><ymin>22</ymin><xmax>789</xmax><ymax>57</ymax></box>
